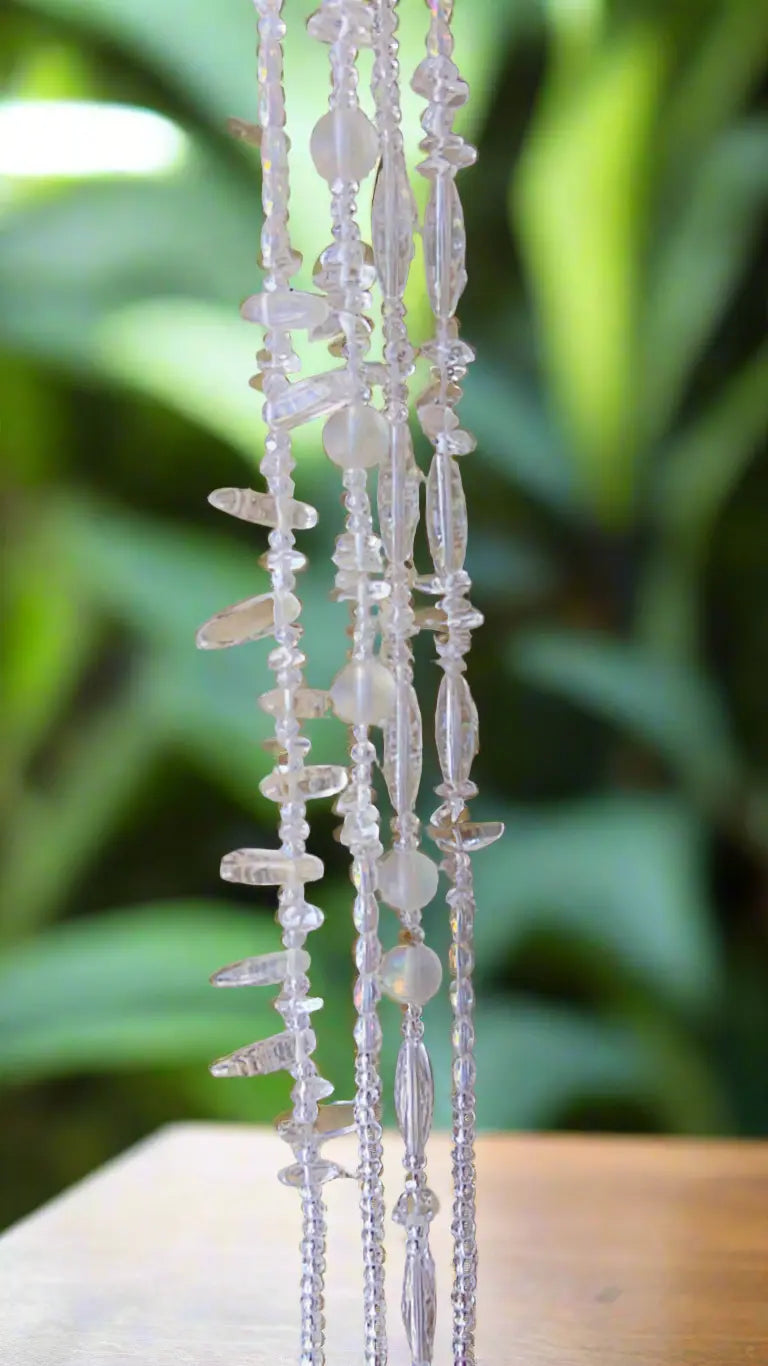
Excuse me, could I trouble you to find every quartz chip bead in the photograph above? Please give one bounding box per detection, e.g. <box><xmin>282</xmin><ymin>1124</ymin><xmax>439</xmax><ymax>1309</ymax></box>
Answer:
<box><xmin>306</xmin><ymin>0</ymin><xmax>374</xmax><ymax>46</ymax></box>
<box><xmin>265</xmin><ymin>368</ymin><xmax>357</xmax><ymax>431</ymax></box>
<box><xmin>195</xmin><ymin>591</ymin><xmax>300</xmax><ymax>650</ymax></box>
<box><xmin>259</xmin><ymin>687</ymin><xmax>331</xmax><ymax>720</ymax></box>
<box><xmin>276</xmin><ymin>1099</ymin><xmax>357</xmax><ymax>1146</ymax></box>
<box><xmin>208</xmin><ymin>488</ymin><xmax>318</xmax><ymax>530</ymax></box>
<box><xmin>210</xmin><ymin>1030</ymin><xmax>301</xmax><ymax>1078</ymax></box>
<box><xmin>240</xmin><ymin>289</ymin><xmax>329</xmax><ymax>331</ymax></box>
<box><xmin>377</xmin><ymin>847</ymin><xmax>439</xmax><ymax>914</ymax></box>
<box><xmin>259</xmin><ymin>764</ymin><xmax>349</xmax><ymax>803</ymax></box>
<box><xmin>330</xmin><ymin>657</ymin><xmax>397</xmax><ymax>726</ymax></box>
<box><xmin>380</xmin><ymin>943</ymin><xmax>443</xmax><ymax>1007</ymax></box>
<box><xmin>278</xmin><ymin>1159</ymin><xmax>353</xmax><ymax>1189</ymax></box>
<box><xmin>322</xmin><ymin>402</ymin><xmax>389</xmax><ymax>470</ymax></box>
<box><xmin>210</xmin><ymin>948</ymin><xmax>309</xmax><ymax>988</ymax></box>
<box><xmin>220</xmin><ymin>849</ymin><xmax>324</xmax><ymax>886</ymax></box>
<box><xmin>310</xmin><ymin>107</ymin><xmax>379</xmax><ymax>184</ymax></box>
<box><xmin>425</xmin><ymin>454</ymin><xmax>468</xmax><ymax>575</ymax></box>
<box><xmin>428</xmin><ymin>818</ymin><xmax>505</xmax><ymax>853</ymax></box>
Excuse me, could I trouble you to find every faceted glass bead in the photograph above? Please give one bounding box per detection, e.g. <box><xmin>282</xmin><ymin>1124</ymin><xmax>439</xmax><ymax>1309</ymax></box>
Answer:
<box><xmin>378</xmin><ymin>426</ymin><xmax>420</xmax><ymax>563</ymax></box>
<box><xmin>423</xmin><ymin>175</ymin><xmax>467</xmax><ymax>319</ymax></box>
<box><xmin>402</xmin><ymin>1246</ymin><xmax>437</xmax><ymax>1365</ymax></box>
<box><xmin>428</xmin><ymin>818</ymin><xmax>505</xmax><ymax>853</ymax></box>
<box><xmin>208</xmin><ymin>487</ymin><xmax>318</xmax><ymax>530</ymax></box>
<box><xmin>195</xmin><ymin>591</ymin><xmax>300</xmax><ymax>650</ymax></box>
<box><xmin>435</xmin><ymin>673</ymin><xmax>479</xmax><ymax>790</ymax></box>
<box><xmin>278</xmin><ymin>1159</ymin><xmax>351</xmax><ymax>1188</ymax></box>
<box><xmin>259</xmin><ymin>687</ymin><xmax>331</xmax><ymax>720</ymax></box>
<box><xmin>371</xmin><ymin>146</ymin><xmax>417</xmax><ymax>297</ymax></box>
<box><xmin>210</xmin><ymin>1030</ymin><xmax>298</xmax><ymax>1078</ymax></box>
<box><xmin>259</xmin><ymin>764</ymin><xmax>349</xmax><ymax>803</ymax></box>
<box><xmin>310</xmin><ymin>107</ymin><xmax>379</xmax><ymax>183</ymax></box>
<box><xmin>426</xmin><ymin>454</ymin><xmax>468</xmax><ymax>574</ymax></box>
<box><xmin>380</xmin><ymin>943</ymin><xmax>443</xmax><ymax>1006</ymax></box>
<box><xmin>220</xmin><ymin>848</ymin><xmax>324</xmax><ymax>886</ymax></box>
<box><xmin>377</xmin><ymin>847</ymin><xmax>439</xmax><ymax>913</ymax></box>
<box><xmin>265</xmin><ymin>369</ymin><xmax>356</xmax><ymax>430</ymax></box>
<box><xmin>210</xmin><ymin>948</ymin><xmax>308</xmax><ymax>988</ymax></box>
<box><xmin>394</xmin><ymin>1037</ymin><xmax>434</xmax><ymax>1152</ymax></box>
<box><xmin>322</xmin><ymin>402</ymin><xmax>389</xmax><ymax>469</ymax></box>
<box><xmin>392</xmin><ymin>1187</ymin><xmax>440</xmax><ymax>1228</ymax></box>
<box><xmin>330</xmin><ymin>658</ymin><xmax>396</xmax><ymax>726</ymax></box>
<box><xmin>382</xmin><ymin>682</ymin><xmax>422</xmax><ymax>815</ymax></box>
<box><xmin>240</xmin><ymin>289</ymin><xmax>329</xmax><ymax>331</ymax></box>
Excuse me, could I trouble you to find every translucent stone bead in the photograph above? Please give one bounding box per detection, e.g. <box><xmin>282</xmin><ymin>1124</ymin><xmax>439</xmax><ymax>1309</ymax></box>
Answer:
<box><xmin>259</xmin><ymin>687</ymin><xmax>331</xmax><ymax>720</ymax></box>
<box><xmin>307</xmin><ymin>0</ymin><xmax>373</xmax><ymax>46</ymax></box>
<box><xmin>195</xmin><ymin>591</ymin><xmax>300</xmax><ymax>650</ymax></box>
<box><xmin>414</xmin><ymin>605</ymin><xmax>448</xmax><ymax>633</ymax></box>
<box><xmin>265</xmin><ymin>368</ymin><xmax>357</xmax><ymax>430</ymax></box>
<box><xmin>435</xmin><ymin>673</ymin><xmax>479</xmax><ymax>790</ymax></box>
<box><xmin>310</xmin><ymin>107</ymin><xmax>379</xmax><ymax>183</ymax></box>
<box><xmin>258</xmin><ymin>547</ymin><xmax>308</xmax><ymax>575</ymax></box>
<box><xmin>378</xmin><ymin>427</ymin><xmax>420</xmax><ymax>563</ymax></box>
<box><xmin>227</xmin><ymin>116</ymin><xmax>262</xmax><ymax>147</ymax></box>
<box><xmin>392</xmin><ymin>1187</ymin><xmax>440</xmax><ymax>1228</ymax></box>
<box><xmin>371</xmin><ymin>146</ymin><xmax>417</xmax><ymax>297</ymax></box>
<box><xmin>259</xmin><ymin>763</ymin><xmax>349</xmax><ymax>803</ymax></box>
<box><xmin>428</xmin><ymin>818</ymin><xmax>505</xmax><ymax>853</ymax></box>
<box><xmin>275</xmin><ymin>1098</ymin><xmax>356</xmax><ymax>1146</ymax></box>
<box><xmin>382</xmin><ymin>683</ymin><xmax>422</xmax><ymax>815</ymax></box>
<box><xmin>426</xmin><ymin>453</ymin><xmax>468</xmax><ymax>574</ymax></box>
<box><xmin>277</xmin><ymin>900</ymin><xmax>325</xmax><ymax>933</ymax></box>
<box><xmin>332</xmin><ymin>531</ymin><xmax>383</xmax><ymax>574</ymax></box>
<box><xmin>240</xmin><ymin>289</ymin><xmax>329</xmax><ymax>331</ymax></box>
<box><xmin>380</xmin><ymin>943</ymin><xmax>443</xmax><ymax>1006</ymax></box>
<box><xmin>394</xmin><ymin>1037</ymin><xmax>434</xmax><ymax>1152</ymax></box>
<box><xmin>377</xmin><ymin>847</ymin><xmax>439</xmax><ymax>913</ymax></box>
<box><xmin>208</xmin><ymin>488</ymin><xmax>318</xmax><ymax>531</ymax></box>
<box><xmin>210</xmin><ymin>948</ymin><xmax>308</xmax><ymax>988</ymax></box>
<box><xmin>278</xmin><ymin>1159</ymin><xmax>352</xmax><ymax>1188</ymax></box>
<box><xmin>209</xmin><ymin>1030</ymin><xmax>297</xmax><ymax>1078</ymax></box>
<box><xmin>220</xmin><ymin>848</ymin><xmax>324</xmax><ymax>886</ymax></box>
<box><xmin>322</xmin><ymin>402</ymin><xmax>389</xmax><ymax>469</ymax></box>
<box><xmin>411</xmin><ymin>54</ymin><xmax>469</xmax><ymax>108</ymax></box>
<box><xmin>330</xmin><ymin>658</ymin><xmax>396</xmax><ymax>726</ymax></box>
<box><xmin>402</xmin><ymin>1245</ymin><xmax>437</xmax><ymax>1366</ymax></box>
<box><xmin>423</xmin><ymin>176</ymin><xmax>467</xmax><ymax>320</ymax></box>
<box><xmin>313</xmin><ymin>240</ymin><xmax>377</xmax><ymax>293</ymax></box>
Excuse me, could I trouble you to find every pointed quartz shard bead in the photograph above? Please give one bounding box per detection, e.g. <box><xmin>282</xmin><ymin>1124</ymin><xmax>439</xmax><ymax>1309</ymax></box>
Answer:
<box><xmin>210</xmin><ymin>948</ymin><xmax>309</xmax><ymax>988</ymax></box>
<box><xmin>276</xmin><ymin>1099</ymin><xmax>357</xmax><ymax>1147</ymax></box>
<box><xmin>395</xmin><ymin>1037</ymin><xmax>434</xmax><ymax>1153</ymax></box>
<box><xmin>220</xmin><ymin>849</ymin><xmax>324</xmax><ymax>886</ymax></box>
<box><xmin>208</xmin><ymin>488</ymin><xmax>318</xmax><ymax>531</ymax></box>
<box><xmin>428</xmin><ymin>818</ymin><xmax>505</xmax><ymax>853</ymax></box>
<box><xmin>371</xmin><ymin>146</ymin><xmax>417</xmax><ymax>297</ymax></box>
<box><xmin>423</xmin><ymin>176</ymin><xmax>467</xmax><ymax>321</ymax></box>
<box><xmin>259</xmin><ymin>687</ymin><xmax>331</xmax><ymax>720</ymax></box>
<box><xmin>227</xmin><ymin>116</ymin><xmax>262</xmax><ymax>147</ymax></box>
<box><xmin>210</xmin><ymin>1031</ymin><xmax>298</xmax><ymax>1078</ymax></box>
<box><xmin>426</xmin><ymin>455</ymin><xmax>468</xmax><ymax>575</ymax></box>
<box><xmin>265</xmin><ymin>369</ymin><xmax>357</xmax><ymax>431</ymax></box>
<box><xmin>259</xmin><ymin>764</ymin><xmax>349</xmax><ymax>803</ymax></box>
<box><xmin>378</xmin><ymin>426</ymin><xmax>420</xmax><ymax>563</ymax></box>
<box><xmin>196</xmin><ymin>592</ymin><xmax>300</xmax><ymax>650</ymax></box>
<box><xmin>278</xmin><ymin>1159</ymin><xmax>353</xmax><ymax>1188</ymax></box>
<box><xmin>382</xmin><ymin>681</ymin><xmax>422</xmax><ymax>815</ymax></box>
<box><xmin>402</xmin><ymin>1245</ymin><xmax>437</xmax><ymax>1366</ymax></box>
<box><xmin>435</xmin><ymin>673</ymin><xmax>479</xmax><ymax>792</ymax></box>
<box><xmin>307</xmin><ymin>0</ymin><xmax>373</xmax><ymax>45</ymax></box>
<box><xmin>240</xmin><ymin>289</ymin><xmax>329</xmax><ymax>331</ymax></box>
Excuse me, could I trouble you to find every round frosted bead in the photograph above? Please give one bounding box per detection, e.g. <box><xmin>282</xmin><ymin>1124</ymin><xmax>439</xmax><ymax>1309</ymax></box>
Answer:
<box><xmin>377</xmin><ymin>847</ymin><xmax>439</xmax><ymax>913</ymax></box>
<box><xmin>322</xmin><ymin>402</ymin><xmax>389</xmax><ymax>469</ymax></box>
<box><xmin>380</xmin><ymin>943</ymin><xmax>443</xmax><ymax>1006</ymax></box>
<box><xmin>310</xmin><ymin>107</ymin><xmax>379</xmax><ymax>184</ymax></box>
<box><xmin>330</xmin><ymin>658</ymin><xmax>396</xmax><ymax>725</ymax></box>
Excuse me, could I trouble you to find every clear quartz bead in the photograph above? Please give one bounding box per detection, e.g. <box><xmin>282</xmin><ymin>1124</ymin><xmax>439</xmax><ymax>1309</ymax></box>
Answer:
<box><xmin>219</xmin><ymin>849</ymin><xmax>324</xmax><ymax>886</ymax></box>
<box><xmin>392</xmin><ymin>1188</ymin><xmax>440</xmax><ymax>1228</ymax></box>
<box><xmin>402</xmin><ymin>1246</ymin><xmax>437</xmax><ymax>1365</ymax></box>
<box><xmin>377</xmin><ymin>847</ymin><xmax>439</xmax><ymax>913</ymax></box>
<box><xmin>423</xmin><ymin>176</ymin><xmax>467</xmax><ymax>320</ymax></box>
<box><xmin>240</xmin><ymin>289</ymin><xmax>329</xmax><ymax>330</ymax></box>
<box><xmin>382</xmin><ymin>682</ymin><xmax>423</xmax><ymax>815</ymax></box>
<box><xmin>428</xmin><ymin>818</ymin><xmax>505</xmax><ymax>853</ymax></box>
<box><xmin>210</xmin><ymin>1030</ymin><xmax>298</xmax><ymax>1078</ymax></box>
<box><xmin>378</xmin><ymin>426</ymin><xmax>420</xmax><ymax>563</ymax></box>
<box><xmin>210</xmin><ymin>949</ymin><xmax>308</xmax><ymax>988</ymax></box>
<box><xmin>259</xmin><ymin>687</ymin><xmax>331</xmax><ymax>720</ymax></box>
<box><xmin>310</xmin><ymin>107</ymin><xmax>379</xmax><ymax>183</ymax></box>
<box><xmin>425</xmin><ymin>454</ymin><xmax>468</xmax><ymax>575</ymax></box>
<box><xmin>380</xmin><ymin>943</ymin><xmax>443</xmax><ymax>1006</ymax></box>
<box><xmin>322</xmin><ymin>402</ymin><xmax>389</xmax><ymax>469</ymax></box>
<box><xmin>278</xmin><ymin>1159</ymin><xmax>352</xmax><ymax>1188</ymax></box>
<box><xmin>435</xmin><ymin>673</ymin><xmax>479</xmax><ymax>791</ymax></box>
<box><xmin>195</xmin><ymin>591</ymin><xmax>300</xmax><ymax>650</ymax></box>
<box><xmin>276</xmin><ymin>1099</ymin><xmax>357</xmax><ymax>1145</ymax></box>
<box><xmin>260</xmin><ymin>764</ymin><xmax>349</xmax><ymax>803</ymax></box>
<box><xmin>208</xmin><ymin>488</ymin><xmax>318</xmax><ymax>530</ymax></box>
<box><xmin>265</xmin><ymin>368</ymin><xmax>357</xmax><ymax>430</ymax></box>
<box><xmin>307</xmin><ymin>0</ymin><xmax>374</xmax><ymax>46</ymax></box>
<box><xmin>371</xmin><ymin>146</ymin><xmax>418</xmax><ymax>297</ymax></box>
<box><xmin>394</xmin><ymin>1037</ymin><xmax>435</xmax><ymax>1152</ymax></box>
<box><xmin>330</xmin><ymin>658</ymin><xmax>397</xmax><ymax>726</ymax></box>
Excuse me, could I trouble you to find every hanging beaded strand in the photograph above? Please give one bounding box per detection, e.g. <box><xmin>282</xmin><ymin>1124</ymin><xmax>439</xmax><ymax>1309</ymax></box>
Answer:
<box><xmin>370</xmin><ymin>1</ymin><xmax>442</xmax><ymax>1364</ymax></box>
<box><xmin>307</xmin><ymin>2</ymin><xmax>391</xmax><ymax>1362</ymax></box>
<box><xmin>411</xmin><ymin>4</ymin><xmax>505</xmax><ymax>1364</ymax></box>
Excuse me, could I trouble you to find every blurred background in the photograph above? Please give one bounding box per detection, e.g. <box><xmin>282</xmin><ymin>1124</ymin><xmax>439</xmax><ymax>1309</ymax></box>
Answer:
<box><xmin>1</xmin><ymin>0</ymin><xmax>767</xmax><ymax>1231</ymax></box>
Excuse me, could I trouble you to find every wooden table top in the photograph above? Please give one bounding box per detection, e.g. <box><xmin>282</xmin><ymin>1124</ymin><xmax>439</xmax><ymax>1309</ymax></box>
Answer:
<box><xmin>1</xmin><ymin>1123</ymin><xmax>767</xmax><ymax>1364</ymax></box>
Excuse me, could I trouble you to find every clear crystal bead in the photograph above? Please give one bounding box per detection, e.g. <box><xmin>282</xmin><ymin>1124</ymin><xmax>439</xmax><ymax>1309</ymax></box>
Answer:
<box><xmin>382</xmin><ymin>682</ymin><xmax>422</xmax><ymax>814</ymax></box>
<box><xmin>411</xmin><ymin>54</ymin><xmax>469</xmax><ymax>108</ymax></box>
<box><xmin>277</xmin><ymin>901</ymin><xmax>325</xmax><ymax>934</ymax></box>
<box><xmin>310</xmin><ymin>107</ymin><xmax>379</xmax><ymax>183</ymax></box>
<box><xmin>322</xmin><ymin>402</ymin><xmax>389</xmax><ymax>470</ymax></box>
<box><xmin>220</xmin><ymin>849</ymin><xmax>324</xmax><ymax>886</ymax></box>
<box><xmin>402</xmin><ymin>1246</ymin><xmax>437</xmax><ymax>1365</ymax></box>
<box><xmin>208</xmin><ymin>488</ymin><xmax>318</xmax><ymax>530</ymax></box>
<box><xmin>428</xmin><ymin>818</ymin><xmax>504</xmax><ymax>853</ymax></box>
<box><xmin>195</xmin><ymin>591</ymin><xmax>300</xmax><ymax>650</ymax></box>
<box><xmin>378</xmin><ymin>426</ymin><xmax>420</xmax><ymax>563</ymax></box>
<box><xmin>332</xmin><ymin>530</ymin><xmax>384</xmax><ymax>574</ymax></box>
<box><xmin>210</xmin><ymin>948</ymin><xmax>308</xmax><ymax>988</ymax></box>
<box><xmin>377</xmin><ymin>847</ymin><xmax>439</xmax><ymax>913</ymax></box>
<box><xmin>210</xmin><ymin>1030</ymin><xmax>299</xmax><ymax>1078</ymax></box>
<box><xmin>392</xmin><ymin>1187</ymin><xmax>440</xmax><ymax>1228</ymax></box>
<box><xmin>260</xmin><ymin>764</ymin><xmax>349</xmax><ymax>803</ymax></box>
<box><xmin>240</xmin><ymin>289</ymin><xmax>329</xmax><ymax>331</ymax></box>
<box><xmin>423</xmin><ymin>176</ymin><xmax>467</xmax><ymax>320</ymax></box>
<box><xmin>380</xmin><ymin>943</ymin><xmax>443</xmax><ymax>1006</ymax></box>
<box><xmin>425</xmin><ymin>454</ymin><xmax>467</xmax><ymax>575</ymax></box>
<box><xmin>259</xmin><ymin>687</ymin><xmax>331</xmax><ymax>720</ymax></box>
<box><xmin>265</xmin><ymin>368</ymin><xmax>357</xmax><ymax>430</ymax></box>
<box><xmin>276</xmin><ymin>1099</ymin><xmax>357</xmax><ymax>1145</ymax></box>
<box><xmin>278</xmin><ymin>1159</ymin><xmax>352</xmax><ymax>1188</ymax></box>
<box><xmin>394</xmin><ymin>1037</ymin><xmax>434</xmax><ymax>1152</ymax></box>
<box><xmin>307</xmin><ymin>0</ymin><xmax>374</xmax><ymax>46</ymax></box>
<box><xmin>435</xmin><ymin>674</ymin><xmax>479</xmax><ymax>791</ymax></box>
<box><xmin>371</xmin><ymin>146</ymin><xmax>417</xmax><ymax>297</ymax></box>
<box><xmin>329</xmin><ymin>658</ymin><xmax>396</xmax><ymax>726</ymax></box>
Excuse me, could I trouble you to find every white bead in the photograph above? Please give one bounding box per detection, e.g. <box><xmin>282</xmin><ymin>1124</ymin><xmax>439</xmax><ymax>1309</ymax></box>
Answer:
<box><xmin>329</xmin><ymin>658</ymin><xmax>396</xmax><ymax>725</ymax></box>
<box><xmin>377</xmin><ymin>848</ymin><xmax>439</xmax><ymax>913</ymax></box>
<box><xmin>310</xmin><ymin>107</ymin><xmax>379</xmax><ymax>184</ymax></box>
<box><xmin>380</xmin><ymin>943</ymin><xmax>443</xmax><ymax>1006</ymax></box>
<box><xmin>322</xmin><ymin>402</ymin><xmax>389</xmax><ymax>469</ymax></box>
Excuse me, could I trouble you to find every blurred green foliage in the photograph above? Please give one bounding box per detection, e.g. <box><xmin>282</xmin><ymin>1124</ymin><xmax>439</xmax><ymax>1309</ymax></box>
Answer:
<box><xmin>1</xmin><ymin>0</ymin><xmax>767</xmax><ymax>1228</ymax></box>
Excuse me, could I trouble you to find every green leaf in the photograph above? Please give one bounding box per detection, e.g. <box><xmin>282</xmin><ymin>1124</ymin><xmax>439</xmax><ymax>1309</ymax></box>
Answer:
<box><xmin>512</xmin><ymin>24</ymin><xmax>665</xmax><ymax>522</ymax></box>
<box><xmin>511</xmin><ymin>628</ymin><xmax>740</xmax><ymax>802</ymax></box>
<box><xmin>471</xmin><ymin>796</ymin><xmax>719</xmax><ymax>1012</ymax></box>
<box><xmin>0</xmin><ymin>901</ymin><xmax>281</xmax><ymax>1082</ymax></box>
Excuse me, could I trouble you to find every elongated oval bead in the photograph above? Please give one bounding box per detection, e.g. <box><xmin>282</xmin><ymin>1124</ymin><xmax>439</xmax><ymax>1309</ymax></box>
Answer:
<box><xmin>394</xmin><ymin>1037</ymin><xmax>434</xmax><ymax>1152</ymax></box>
<box><xmin>377</xmin><ymin>847</ymin><xmax>439</xmax><ymax>913</ymax></box>
<box><xmin>208</xmin><ymin>488</ymin><xmax>318</xmax><ymax>531</ymax></box>
<box><xmin>310</xmin><ymin>107</ymin><xmax>379</xmax><ymax>183</ymax></box>
<box><xmin>240</xmin><ymin>289</ymin><xmax>329</xmax><ymax>331</ymax></box>
<box><xmin>380</xmin><ymin>943</ymin><xmax>443</xmax><ymax>1006</ymax></box>
<box><xmin>330</xmin><ymin>658</ymin><xmax>396</xmax><ymax>726</ymax></box>
<box><xmin>382</xmin><ymin>683</ymin><xmax>422</xmax><ymax>815</ymax></box>
<box><xmin>210</xmin><ymin>1031</ymin><xmax>299</xmax><ymax>1078</ymax></box>
<box><xmin>322</xmin><ymin>402</ymin><xmax>389</xmax><ymax>469</ymax></box>
<box><xmin>259</xmin><ymin>764</ymin><xmax>349</xmax><ymax>803</ymax></box>
<box><xmin>423</xmin><ymin>175</ymin><xmax>467</xmax><ymax>320</ymax></box>
<box><xmin>371</xmin><ymin>146</ymin><xmax>417</xmax><ymax>297</ymax></box>
<box><xmin>210</xmin><ymin>948</ymin><xmax>309</xmax><ymax>988</ymax></box>
<box><xmin>402</xmin><ymin>1246</ymin><xmax>437</xmax><ymax>1366</ymax></box>
<box><xmin>426</xmin><ymin>453</ymin><xmax>467</xmax><ymax>574</ymax></box>
<box><xmin>378</xmin><ymin>427</ymin><xmax>420</xmax><ymax>563</ymax></box>
<box><xmin>435</xmin><ymin>673</ymin><xmax>479</xmax><ymax>790</ymax></box>
<box><xmin>195</xmin><ymin>591</ymin><xmax>300</xmax><ymax>650</ymax></box>
<box><xmin>220</xmin><ymin>848</ymin><xmax>324</xmax><ymax>886</ymax></box>
<box><xmin>265</xmin><ymin>369</ymin><xmax>356</xmax><ymax>430</ymax></box>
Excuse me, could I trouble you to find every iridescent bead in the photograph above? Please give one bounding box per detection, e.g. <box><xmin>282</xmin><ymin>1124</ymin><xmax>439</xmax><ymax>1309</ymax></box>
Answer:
<box><xmin>377</xmin><ymin>847</ymin><xmax>439</xmax><ymax>913</ymax></box>
<box><xmin>310</xmin><ymin>107</ymin><xmax>379</xmax><ymax>184</ymax></box>
<box><xmin>322</xmin><ymin>402</ymin><xmax>389</xmax><ymax>469</ymax></box>
<box><xmin>380</xmin><ymin>943</ymin><xmax>443</xmax><ymax>1006</ymax></box>
<box><xmin>329</xmin><ymin>658</ymin><xmax>396</xmax><ymax>726</ymax></box>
